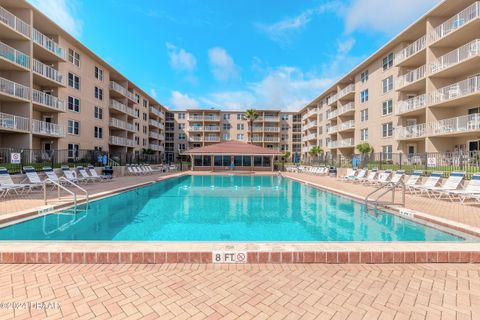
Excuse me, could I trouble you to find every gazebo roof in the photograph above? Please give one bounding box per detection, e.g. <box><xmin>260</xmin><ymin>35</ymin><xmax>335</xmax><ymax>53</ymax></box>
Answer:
<box><xmin>184</xmin><ymin>141</ymin><xmax>282</xmax><ymax>155</ymax></box>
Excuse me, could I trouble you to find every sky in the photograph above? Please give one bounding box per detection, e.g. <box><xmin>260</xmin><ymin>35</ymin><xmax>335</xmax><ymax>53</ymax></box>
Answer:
<box><xmin>28</xmin><ymin>0</ymin><xmax>441</xmax><ymax>111</ymax></box>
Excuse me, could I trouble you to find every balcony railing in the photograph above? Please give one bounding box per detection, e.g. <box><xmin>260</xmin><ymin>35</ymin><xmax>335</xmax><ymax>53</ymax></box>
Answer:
<box><xmin>33</xmin><ymin>59</ymin><xmax>64</xmax><ymax>85</ymax></box>
<box><xmin>429</xmin><ymin>114</ymin><xmax>480</xmax><ymax>136</ymax></box>
<box><xmin>31</xmin><ymin>119</ymin><xmax>65</xmax><ymax>137</ymax></box>
<box><xmin>109</xmin><ymin>118</ymin><xmax>128</xmax><ymax>130</ymax></box>
<box><xmin>262</xmin><ymin>116</ymin><xmax>280</xmax><ymax>121</ymax></box>
<box><xmin>204</xmin><ymin>126</ymin><xmax>220</xmax><ymax>131</ymax></box>
<box><xmin>326</xmin><ymin>109</ymin><xmax>338</xmax><ymax>120</ymax></box>
<box><xmin>109</xmin><ymin>81</ymin><xmax>129</xmax><ymax>97</ymax></box>
<box><xmin>109</xmin><ymin>136</ymin><xmax>135</xmax><ymax>147</ymax></box>
<box><xmin>430</xmin><ymin>2</ymin><xmax>480</xmax><ymax>43</ymax></box>
<box><xmin>0</xmin><ymin>6</ymin><xmax>30</xmax><ymax>38</ymax></box>
<box><xmin>249</xmin><ymin>136</ymin><xmax>263</xmax><ymax>142</ymax></box>
<box><xmin>336</xmin><ymin>84</ymin><xmax>355</xmax><ymax>100</ymax></box>
<box><xmin>127</xmin><ymin>90</ymin><xmax>135</xmax><ymax>102</ymax></box>
<box><xmin>395</xmin><ymin>35</ymin><xmax>426</xmax><ymax>64</ymax></box>
<box><xmin>0</xmin><ymin>41</ymin><xmax>29</xmax><ymax>68</ymax></box>
<box><xmin>189</xmin><ymin>126</ymin><xmax>203</xmax><ymax>131</ymax></box>
<box><xmin>0</xmin><ymin>76</ymin><xmax>29</xmax><ymax>100</ymax></box>
<box><xmin>149</xmin><ymin>106</ymin><xmax>164</xmax><ymax>118</ymax></box>
<box><xmin>302</xmin><ymin>108</ymin><xmax>317</xmax><ymax>120</ymax></box>
<box><xmin>149</xmin><ymin>131</ymin><xmax>160</xmax><ymax>139</ymax></box>
<box><xmin>338</xmin><ymin>120</ymin><xmax>355</xmax><ymax>131</ymax></box>
<box><xmin>337</xmin><ymin>102</ymin><xmax>355</xmax><ymax>116</ymax></box>
<box><xmin>109</xmin><ymin>99</ymin><xmax>136</xmax><ymax>117</ymax></box>
<box><xmin>338</xmin><ymin>138</ymin><xmax>354</xmax><ymax>148</ymax></box>
<box><xmin>395</xmin><ymin>94</ymin><xmax>426</xmax><ymax>115</ymax></box>
<box><xmin>264</xmin><ymin>127</ymin><xmax>280</xmax><ymax>132</ymax></box>
<box><xmin>188</xmin><ymin>115</ymin><xmax>203</xmax><ymax>121</ymax></box>
<box><xmin>327</xmin><ymin>141</ymin><xmax>337</xmax><ymax>148</ymax></box>
<box><xmin>149</xmin><ymin>143</ymin><xmax>161</xmax><ymax>151</ymax></box>
<box><xmin>430</xmin><ymin>75</ymin><xmax>480</xmax><ymax>105</ymax></box>
<box><xmin>396</xmin><ymin>123</ymin><xmax>427</xmax><ymax>139</ymax></box>
<box><xmin>302</xmin><ymin>133</ymin><xmax>317</xmax><ymax>142</ymax></box>
<box><xmin>32</xmin><ymin>89</ymin><xmax>65</xmax><ymax>112</ymax></box>
<box><xmin>326</xmin><ymin>126</ymin><xmax>337</xmax><ymax>134</ymax></box>
<box><xmin>32</xmin><ymin>28</ymin><xmax>64</xmax><ymax>59</ymax></box>
<box><xmin>0</xmin><ymin>112</ymin><xmax>29</xmax><ymax>132</ymax></box>
<box><xmin>303</xmin><ymin>120</ymin><xmax>317</xmax><ymax>131</ymax></box>
<box><xmin>430</xmin><ymin>39</ymin><xmax>480</xmax><ymax>74</ymax></box>
<box><xmin>397</xmin><ymin>65</ymin><xmax>426</xmax><ymax>89</ymax></box>
<box><xmin>252</xmin><ymin>127</ymin><xmax>263</xmax><ymax>132</ymax></box>
<box><xmin>327</xmin><ymin>94</ymin><xmax>337</xmax><ymax>106</ymax></box>
<box><xmin>149</xmin><ymin>119</ymin><xmax>161</xmax><ymax>128</ymax></box>
<box><xmin>264</xmin><ymin>137</ymin><xmax>280</xmax><ymax>142</ymax></box>
<box><xmin>204</xmin><ymin>136</ymin><xmax>220</xmax><ymax>142</ymax></box>
<box><xmin>204</xmin><ymin>115</ymin><xmax>220</xmax><ymax>121</ymax></box>
<box><xmin>189</xmin><ymin>136</ymin><xmax>203</xmax><ymax>142</ymax></box>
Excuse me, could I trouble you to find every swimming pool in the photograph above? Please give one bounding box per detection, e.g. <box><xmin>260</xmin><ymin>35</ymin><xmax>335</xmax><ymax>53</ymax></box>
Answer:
<box><xmin>0</xmin><ymin>175</ymin><xmax>473</xmax><ymax>241</ymax></box>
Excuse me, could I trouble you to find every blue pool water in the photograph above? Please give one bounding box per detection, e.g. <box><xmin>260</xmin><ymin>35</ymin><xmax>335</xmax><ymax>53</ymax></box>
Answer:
<box><xmin>0</xmin><ymin>175</ymin><xmax>471</xmax><ymax>241</ymax></box>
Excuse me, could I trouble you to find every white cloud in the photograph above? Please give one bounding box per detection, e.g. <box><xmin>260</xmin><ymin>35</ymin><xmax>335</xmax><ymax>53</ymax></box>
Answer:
<box><xmin>166</xmin><ymin>43</ymin><xmax>197</xmax><ymax>72</ymax></box>
<box><xmin>170</xmin><ymin>91</ymin><xmax>199</xmax><ymax>109</ymax></box>
<box><xmin>343</xmin><ymin>0</ymin><xmax>441</xmax><ymax>35</ymax></box>
<box><xmin>208</xmin><ymin>47</ymin><xmax>239</xmax><ymax>81</ymax></box>
<box><xmin>150</xmin><ymin>88</ymin><xmax>158</xmax><ymax>99</ymax></box>
<box><xmin>28</xmin><ymin>0</ymin><xmax>83</xmax><ymax>38</ymax></box>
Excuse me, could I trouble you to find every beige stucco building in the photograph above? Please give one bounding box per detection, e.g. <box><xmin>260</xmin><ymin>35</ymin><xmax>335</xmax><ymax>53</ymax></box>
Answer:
<box><xmin>300</xmin><ymin>0</ymin><xmax>480</xmax><ymax>161</ymax></box>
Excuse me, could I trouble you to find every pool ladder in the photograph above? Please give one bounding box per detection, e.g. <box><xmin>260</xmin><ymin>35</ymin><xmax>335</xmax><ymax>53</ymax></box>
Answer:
<box><xmin>365</xmin><ymin>180</ymin><xmax>406</xmax><ymax>210</ymax></box>
<box><xmin>43</xmin><ymin>177</ymin><xmax>89</xmax><ymax>210</ymax></box>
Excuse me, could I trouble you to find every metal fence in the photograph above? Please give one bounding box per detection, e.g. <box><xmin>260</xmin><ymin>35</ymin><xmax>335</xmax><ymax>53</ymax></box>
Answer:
<box><xmin>301</xmin><ymin>151</ymin><xmax>480</xmax><ymax>176</ymax></box>
<box><xmin>0</xmin><ymin>148</ymin><xmax>165</xmax><ymax>174</ymax></box>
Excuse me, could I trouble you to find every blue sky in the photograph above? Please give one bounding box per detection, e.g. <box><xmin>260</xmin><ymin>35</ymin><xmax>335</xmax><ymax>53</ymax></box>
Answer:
<box><xmin>29</xmin><ymin>0</ymin><xmax>440</xmax><ymax>110</ymax></box>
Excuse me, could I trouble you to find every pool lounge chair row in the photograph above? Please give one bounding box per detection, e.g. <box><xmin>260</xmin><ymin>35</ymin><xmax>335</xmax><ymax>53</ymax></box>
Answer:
<box><xmin>286</xmin><ymin>166</ymin><xmax>330</xmax><ymax>175</ymax></box>
<box><xmin>126</xmin><ymin>164</ymin><xmax>165</xmax><ymax>176</ymax></box>
<box><xmin>339</xmin><ymin>168</ymin><xmax>480</xmax><ymax>204</ymax></box>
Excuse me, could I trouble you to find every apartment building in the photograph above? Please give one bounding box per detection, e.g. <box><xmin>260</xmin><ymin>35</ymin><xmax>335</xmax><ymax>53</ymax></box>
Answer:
<box><xmin>164</xmin><ymin>109</ymin><xmax>301</xmax><ymax>161</ymax></box>
<box><xmin>0</xmin><ymin>0</ymin><xmax>166</xmax><ymax>162</ymax></box>
<box><xmin>300</xmin><ymin>0</ymin><xmax>480</xmax><ymax>161</ymax></box>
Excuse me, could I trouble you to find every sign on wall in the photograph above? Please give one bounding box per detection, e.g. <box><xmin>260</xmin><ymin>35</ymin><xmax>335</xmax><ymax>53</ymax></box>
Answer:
<box><xmin>10</xmin><ymin>153</ymin><xmax>21</xmax><ymax>164</ymax></box>
<box><xmin>427</xmin><ymin>157</ymin><xmax>437</xmax><ymax>167</ymax></box>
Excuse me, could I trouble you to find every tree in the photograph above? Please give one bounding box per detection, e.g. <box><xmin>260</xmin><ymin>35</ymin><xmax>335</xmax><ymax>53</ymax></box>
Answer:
<box><xmin>356</xmin><ymin>143</ymin><xmax>372</xmax><ymax>155</ymax></box>
<box><xmin>282</xmin><ymin>151</ymin><xmax>291</xmax><ymax>162</ymax></box>
<box><xmin>243</xmin><ymin>109</ymin><xmax>259</xmax><ymax>143</ymax></box>
<box><xmin>308</xmin><ymin>146</ymin><xmax>323</xmax><ymax>161</ymax></box>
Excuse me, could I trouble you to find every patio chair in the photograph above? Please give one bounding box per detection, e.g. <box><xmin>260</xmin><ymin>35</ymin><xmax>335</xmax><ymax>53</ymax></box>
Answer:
<box><xmin>348</xmin><ymin>169</ymin><xmax>367</xmax><ymax>183</ymax></box>
<box><xmin>338</xmin><ymin>168</ymin><xmax>357</xmax><ymax>181</ymax></box>
<box><xmin>43</xmin><ymin>167</ymin><xmax>62</xmax><ymax>184</ymax></box>
<box><xmin>444</xmin><ymin>173</ymin><xmax>480</xmax><ymax>203</ymax></box>
<box><xmin>426</xmin><ymin>171</ymin><xmax>466</xmax><ymax>199</ymax></box>
<box><xmin>357</xmin><ymin>169</ymin><xmax>378</xmax><ymax>184</ymax></box>
<box><xmin>370</xmin><ymin>170</ymin><xmax>392</xmax><ymax>186</ymax></box>
<box><xmin>0</xmin><ymin>167</ymin><xmax>36</xmax><ymax>195</ymax></box>
<box><xmin>411</xmin><ymin>171</ymin><xmax>443</xmax><ymax>195</ymax></box>
<box><xmin>61</xmin><ymin>166</ymin><xmax>86</xmax><ymax>184</ymax></box>
<box><xmin>405</xmin><ymin>170</ymin><xmax>423</xmax><ymax>192</ymax></box>
<box><xmin>87</xmin><ymin>165</ymin><xmax>112</xmax><ymax>181</ymax></box>
<box><xmin>389</xmin><ymin>170</ymin><xmax>405</xmax><ymax>185</ymax></box>
<box><xmin>76</xmin><ymin>166</ymin><xmax>99</xmax><ymax>183</ymax></box>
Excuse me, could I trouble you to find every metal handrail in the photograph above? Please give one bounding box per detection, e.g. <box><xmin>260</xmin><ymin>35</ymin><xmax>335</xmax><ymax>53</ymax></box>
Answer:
<box><xmin>43</xmin><ymin>177</ymin><xmax>89</xmax><ymax>206</ymax></box>
<box><xmin>365</xmin><ymin>180</ymin><xmax>406</xmax><ymax>210</ymax></box>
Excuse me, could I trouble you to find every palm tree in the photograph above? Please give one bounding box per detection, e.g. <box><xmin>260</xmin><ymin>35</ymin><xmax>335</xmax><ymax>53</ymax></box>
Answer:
<box><xmin>356</xmin><ymin>143</ymin><xmax>373</xmax><ymax>167</ymax></box>
<box><xmin>282</xmin><ymin>151</ymin><xmax>291</xmax><ymax>162</ymax></box>
<box><xmin>308</xmin><ymin>146</ymin><xmax>323</xmax><ymax>162</ymax></box>
<box><xmin>243</xmin><ymin>109</ymin><xmax>259</xmax><ymax>143</ymax></box>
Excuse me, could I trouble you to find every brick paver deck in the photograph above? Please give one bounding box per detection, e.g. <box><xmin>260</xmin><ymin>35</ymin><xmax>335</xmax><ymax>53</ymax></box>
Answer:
<box><xmin>0</xmin><ymin>263</ymin><xmax>478</xmax><ymax>320</ymax></box>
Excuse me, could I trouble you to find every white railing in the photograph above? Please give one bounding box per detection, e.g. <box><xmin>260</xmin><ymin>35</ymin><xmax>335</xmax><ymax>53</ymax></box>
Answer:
<box><xmin>430</xmin><ymin>2</ymin><xmax>480</xmax><ymax>43</ymax></box>
<box><xmin>189</xmin><ymin>115</ymin><xmax>203</xmax><ymax>121</ymax></box>
<box><xmin>302</xmin><ymin>146</ymin><xmax>314</xmax><ymax>153</ymax></box>
<box><xmin>395</xmin><ymin>35</ymin><xmax>426</xmax><ymax>64</ymax></box>
<box><xmin>0</xmin><ymin>112</ymin><xmax>29</xmax><ymax>132</ymax></box>
<box><xmin>396</xmin><ymin>123</ymin><xmax>427</xmax><ymax>139</ymax></box>
<box><xmin>149</xmin><ymin>143</ymin><xmax>161</xmax><ymax>151</ymax></box>
<box><xmin>264</xmin><ymin>127</ymin><xmax>280</xmax><ymax>132</ymax></box>
<box><xmin>337</xmin><ymin>84</ymin><xmax>355</xmax><ymax>100</ymax></box>
<box><xmin>249</xmin><ymin>136</ymin><xmax>263</xmax><ymax>142</ymax></box>
<box><xmin>204</xmin><ymin>126</ymin><xmax>220</xmax><ymax>131</ymax></box>
<box><xmin>302</xmin><ymin>133</ymin><xmax>317</xmax><ymax>141</ymax></box>
<box><xmin>430</xmin><ymin>39</ymin><xmax>480</xmax><ymax>74</ymax></box>
<box><xmin>149</xmin><ymin>131</ymin><xmax>160</xmax><ymax>139</ymax></box>
<box><xmin>264</xmin><ymin>136</ymin><xmax>280</xmax><ymax>142</ymax></box>
<box><xmin>204</xmin><ymin>136</ymin><xmax>220</xmax><ymax>142</ymax></box>
<box><xmin>338</xmin><ymin>138</ymin><xmax>354</xmax><ymax>148</ymax></box>
<box><xmin>430</xmin><ymin>75</ymin><xmax>480</xmax><ymax>105</ymax></box>
<box><xmin>0</xmin><ymin>41</ymin><xmax>29</xmax><ymax>68</ymax></box>
<box><xmin>326</xmin><ymin>125</ymin><xmax>337</xmax><ymax>134</ymax></box>
<box><xmin>252</xmin><ymin>126</ymin><xmax>263</xmax><ymax>132</ymax></box>
<box><xmin>109</xmin><ymin>136</ymin><xmax>125</xmax><ymax>146</ymax></box>
<box><xmin>149</xmin><ymin>119</ymin><xmax>161</xmax><ymax>128</ymax></box>
<box><xmin>263</xmin><ymin>116</ymin><xmax>279</xmax><ymax>121</ymax></box>
<box><xmin>33</xmin><ymin>59</ymin><xmax>64</xmax><ymax>85</ymax></box>
<box><xmin>395</xmin><ymin>94</ymin><xmax>426</xmax><ymax>115</ymax></box>
<box><xmin>338</xmin><ymin>120</ymin><xmax>355</xmax><ymax>131</ymax></box>
<box><xmin>302</xmin><ymin>108</ymin><xmax>317</xmax><ymax>120</ymax></box>
<box><xmin>337</xmin><ymin>102</ymin><xmax>355</xmax><ymax>116</ymax></box>
<box><xmin>189</xmin><ymin>126</ymin><xmax>203</xmax><ymax>131</ymax></box>
<box><xmin>32</xmin><ymin>89</ymin><xmax>65</xmax><ymax>112</ymax></box>
<box><xmin>109</xmin><ymin>118</ymin><xmax>127</xmax><ymax>130</ymax></box>
<box><xmin>327</xmin><ymin>93</ymin><xmax>338</xmax><ymax>105</ymax></box>
<box><xmin>0</xmin><ymin>6</ymin><xmax>30</xmax><ymax>38</ymax></box>
<box><xmin>327</xmin><ymin>141</ymin><xmax>337</xmax><ymax>148</ymax></box>
<box><xmin>429</xmin><ymin>114</ymin><xmax>480</xmax><ymax>136</ymax></box>
<box><xmin>32</xmin><ymin>28</ymin><xmax>64</xmax><ymax>59</ymax></box>
<box><xmin>126</xmin><ymin>139</ymin><xmax>135</xmax><ymax>147</ymax></box>
<box><xmin>31</xmin><ymin>119</ymin><xmax>65</xmax><ymax>137</ymax></box>
<box><xmin>204</xmin><ymin>115</ymin><xmax>220</xmax><ymax>121</ymax></box>
<box><xmin>158</xmin><ymin>134</ymin><xmax>165</xmax><ymax>141</ymax></box>
<box><xmin>326</xmin><ymin>109</ymin><xmax>338</xmax><ymax>120</ymax></box>
<box><xmin>397</xmin><ymin>65</ymin><xmax>426</xmax><ymax>88</ymax></box>
<box><xmin>109</xmin><ymin>81</ymin><xmax>128</xmax><ymax>97</ymax></box>
<box><xmin>109</xmin><ymin>99</ymin><xmax>136</xmax><ymax>117</ymax></box>
<box><xmin>303</xmin><ymin>120</ymin><xmax>317</xmax><ymax>131</ymax></box>
<box><xmin>0</xmin><ymin>76</ymin><xmax>29</xmax><ymax>100</ymax></box>
<box><xmin>127</xmin><ymin>90</ymin><xmax>135</xmax><ymax>102</ymax></box>
<box><xmin>149</xmin><ymin>106</ymin><xmax>163</xmax><ymax>117</ymax></box>
<box><xmin>126</xmin><ymin>122</ymin><xmax>136</xmax><ymax>132</ymax></box>
<box><xmin>189</xmin><ymin>136</ymin><xmax>203</xmax><ymax>142</ymax></box>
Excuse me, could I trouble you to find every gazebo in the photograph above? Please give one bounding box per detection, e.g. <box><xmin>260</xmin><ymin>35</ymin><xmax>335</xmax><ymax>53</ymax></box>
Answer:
<box><xmin>184</xmin><ymin>141</ymin><xmax>282</xmax><ymax>171</ymax></box>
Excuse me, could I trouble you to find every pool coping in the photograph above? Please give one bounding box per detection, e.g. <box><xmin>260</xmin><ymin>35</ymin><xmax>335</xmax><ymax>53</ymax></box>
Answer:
<box><xmin>0</xmin><ymin>172</ymin><xmax>480</xmax><ymax>264</ymax></box>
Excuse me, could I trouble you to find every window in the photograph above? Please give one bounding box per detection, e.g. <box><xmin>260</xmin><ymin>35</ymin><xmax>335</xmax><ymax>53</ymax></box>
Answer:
<box><xmin>94</xmin><ymin>126</ymin><xmax>103</xmax><ymax>139</ymax></box>
<box><xmin>135</xmin><ymin>136</ymin><xmax>140</xmax><ymax>145</ymax></box>
<box><xmin>178</xmin><ymin>123</ymin><xmax>185</xmax><ymax>130</ymax></box>
<box><xmin>135</xmin><ymin>123</ymin><xmax>140</xmax><ymax>132</ymax></box>
<box><xmin>68</xmin><ymin>48</ymin><xmax>80</xmax><ymax>67</ymax></box>
<box><xmin>178</xmin><ymin>113</ymin><xmax>185</xmax><ymax>119</ymax></box>
<box><xmin>281</xmin><ymin>114</ymin><xmax>289</xmax><ymax>121</ymax></box>
<box><xmin>382</xmin><ymin>145</ymin><xmax>393</xmax><ymax>160</ymax></box>
<box><xmin>223</xmin><ymin>123</ymin><xmax>231</xmax><ymax>130</ymax></box>
<box><xmin>223</xmin><ymin>133</ymin><xmax>230</xmax><ymax>140</ymax></box>
<box><xmin>179</xmin><ymin>143</ymin><xmax>186</xmax><ymax>150</ymax></box>
<box><xmin>382</xmin><ymin>100</ymin><xmax>393</xmax><ymax>115</ymax></box>
<box><xmin>94</xmin><ymin>66</ymin><xmax>103</xmax><ymax>81</ymax></box>
<box><xmin>68</xmin><ymin>120</ymin><xmax>80</xmax><ymax>135</ymax></box>
<box><xmin>68</xmin><ymin>73</ymin><xmax>80</xmax><ymax>90</ymax></box>
<box><xmin>143</xmin><ymin>125</ymin><xmax>147</xmax><ymax>134</ymax></box>
<box><xmin>237</xmin><ymin>123</ymin><xmax>244</xmax><ymax>130</ymax></box>
<box><xmin>360</xmin><ymin>109</ymin><xmax>368</xmax><ymax>123</ymax></box>
<box><xmin>143</xmin><ymin>99</ymin><xmax>148</xmax><ymax>108</ymax></box>
<box><xmin>237</xmin><ymin>113</ymin><xmax>242</xmax><ymax>120</ymax></box>
<box><xmin>135</xmin><ymin>94</ymin><xmax>140</xmax><ymax>104</ymax></box>
<box><xmin>178</xmin><ymin>133</ymin><xmax>186</xmax><ymax>140</ymax></box>
<box><xmin>135</xmin><ymin>109</ymin><xmax>140</xmax><ymax>117</ymax></box>
<box><xmin>94</xmin><ymin>106</ymin><xmax>103</xmax><ymax>119</ymax></box>
<box><xmin>142</xmin><ymin>138</ymin><xmax>146</xmax><ymax>147</ymax></box>
<box><xmin>236</xmin><ymin>134</ymin><xmax>244</xmax><ymax>140</ymax></box>
<box><xmin>360</xmin><ymin>70</ymin><xmax>369</xmax><ymax>83</ymax></box>
<box><xmin>94</xmin><ymin>87</ymin><xmax>103</xmax><ymax>100</ymax></box>
<box><xmin>143</xmin><ymin>113</ymin><xmax>147</xmax><ymax>121</ymax></box>
<box><xmin>281</xmin><ymin>124</ymin><xmax>289</xmax><ymax>131</ymax></box>
<box><xmin>382</xmin><ymin>122</ymin><xmax>393</xmax><ymax>138</ymax></box>
<box><xmin>67</xmin><ymin>144</ymin><xmax>79</xmax><ymax>159</ymax></box>
<box><xmin>360</xmin><ymin>128</ymin><xmax>368</xmax><ymax>141</ymax></box>
<box><xmin>360</xmin><ymin>89</ymin><xmax>369</xmax><ymax>103</ymax></box>
<box><xmin>223</xmin><ymin>113</ymin><xmax>230</xmax><ymax>120</ymax></box>
<box><xmin>383</xmin><ymin>53</ymin><xmax>394</xmax><ymax>70</ymax></box>
<box><xmin>68</xmin><ymin>96</ymin><xmax>80</xmax><ymax>112</ymax></box>
<box><xmin>382</xmin><ymin>76</ymin><xmax>394</xmax><ymax>93</ymax></box>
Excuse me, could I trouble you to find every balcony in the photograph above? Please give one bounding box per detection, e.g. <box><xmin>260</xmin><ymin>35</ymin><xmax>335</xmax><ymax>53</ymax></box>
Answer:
<box><xmin>395</xmin><ymin>94</ymin><xmax>426</xmax><ymax>116</ymax></box>
<box><xmin>189</xmin><ymin>126</ymin><xmax>203</xmax><ymax>131</ymax></box>
<box><xmin>188</xmin><ymin>115</ymin><xmax>203</xmax><ymax>121</ymax></box>
<box><xmin>430</xmin><ymin>75</ymin><xmax>480</xmax><ymax>107</ymax></box>
<box><xmin>430</xmin><ymin>39</ymin><xmax>480</xmax><ymax>77</ymax></box>
<box><xmin>149</xmin><ymin>143</ymin><xmax>161</xmax><ymax>151</ymax></box>
<box><xmin>337</xmin><ymin>120</ymin><xmax>355</xmax><ymax>132</ymax></box>
<box><xmin>149</xmin><ymin>106</ymin><xmax>164</xmax><ymax>118</ymax></box>
<box><xmin>204</xmin><ymin>115</ymin><xmax>220</xmax><ymax>121</ymax></box>
<box><xmin>336</xmin><ymin>84</ymin><xmax>355</xmax><ymax>101</ymax></box>
<box><xmin>31</xmin><ymin>119</ymin><xmax>65</xmax><ymax>138</ymax></box>
<box><xmin>0</xmin><ymin>41</ymin><xmax>29</xmax><ymax>70</ymax></box>
<box><xmin>326</xmin><ymin>109</ymin><xmax>338</xmax><ymax>120</ymax></box>
<box><xmin>429</xmin><ymin>114</ymin><xmax>480</xmax><ymax>137</ymax></box>
<box><xmin>249</xmin><ymin>136</ymin><xmax>263</xmax><ymax>142</ymax></box>
<box><xmin>302</xmin><ymin>146</ymin><xmax>314</xmax><ymax>153</ymax></box>
<box><xmin>264</xmin><ymin>136</ymin><xmax>280</xmax><ymax>143</ymax></box>
<box><xmin>337</xmin><ymin>138</ymin><xmax>355</xmax><ymax>148</ymax></box>
<box><xmin>326</xmin><ymin>125</ymin><xmax>337</xmax><ymax>134</ymax></box>
<box><xmin>337</xmin><ymin>102</ymin><xmax>355</xmax><ymax>117</ymax></box>
<box><xmin>32</xmin><ymin>59</ymin><xmax>65</xmax><ymax>86</ymax></box>
<box><xmin>204</xmin><ymin>136</ymin><xmax>220</xmax><ymax>142</ymax></box>
<box><xmin>252</xmin><ymin>126</ymin><xmax>263</xmax><ymax>132</ymax></box>
<box><xmin>109</xmin><ymin>99</ymin><xmax>136</xmax><ymax>117</ymax></box>
<box><xmin>302</xmin><ymin>108</ymin><xmax>317</xmax><ymax>120</ymax></box>
<box><xmin>327</xmin><ymin>93</ymin><xmax>338</xmax><ymax>106</ymax></box>
<box><xmin>396</xmin><ymin>65</ymin><xmax>426</xmax><ymax>91</ymax></box>
<box><xmin>0</xmin><ymin>112</ymin><xmax>29</xmax><ymax>132</ymax></box>
<box><xmin>396</xmin><ymin>123</ymin><xmax>427</xmax><ymax>140</ymax></box>
<box><xmin>149</xmin><ymin>119</ymin><xmax>162</xmax><ymax>128</ymax></box>
<box><xmin>189</xmin><ymin>136</ymin><xmax>203</xmax><ymax>142</ymax></box>
<box><xmin>32</xmin><ymin>28</ymin><xmax>65</xmax><ymax>60</ymax></box>
<box><xmin>32</xmin><ymin>89</ymin><xmax>66</xmax><ymax>113</ymax></box>
<box><xmin>109</xmin><ymin>136</ymin><xmax>134</xmax><ymax>147</ymax></box>
<box><xmin>395</xmin><ymin>35</ymin><xmax>426</xmax><ymax>67</ymax></box>
<box><xmin>204</xmin><ymin>125</ymin><xmax>220</xmax><ymax>131</ymax></box>
<box><xmin>109</xmin><ymin>118</ymin><xmax>129</xmax><ymax>131</ymax></box>
<box><xmin>0</xmin><ymin>6</ymin><xmax>30</xmax><ymax>39</ymax></box>
<box><xmin>302</xmin><ymin>133</ymin><xmax>317</xmax><ymax>142</ymax></box>
<box><xmin>126</xmin><ymin>90</ymin><xmax>136</xmax><ymax>102</ymax></box>
<box><xmin>303</xmin><ymin>120</ymin><xmax>317</xmax><ymax>131</ymax></box>
<box><xmin>109</xmin><ymin>81</ymin><xmax>129</xmax><ymax>98</ymax></box>
<box><xmin>430</xmin><ymin>2</ymin><xmax>480</xmax><ymax>47</ymax></box>
<box><xmin>327</xmin><ymin>140</ymin><xmax>337</xmax><ymax>149</ymax></box>
<box><xmin>261</xmin><ymin>116</ymin><xmax>280</xmax><ymax>122</ymax></box>
<box><xmin>264</xmin><ymin>126</ymin><xmax>280</xmax><ymax>132</ymax></box>
<box><xmin>0</xmin><ymin>76</ymin><xmax>29</xmax><ymax>101</ymax></box>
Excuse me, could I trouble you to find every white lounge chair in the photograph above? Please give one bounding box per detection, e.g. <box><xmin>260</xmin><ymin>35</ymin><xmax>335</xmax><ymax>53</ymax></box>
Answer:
<box><xmin>370</xmin><ymin>170</ymin><xmax>392</xmax><ymax>186</ymax></box>
<box><xmin>338</xmin><ymin>168</ymin><xmax>357</xmax><ymax>181</ymax></box>
<box><xmin>22</xmin><ymin>166</ymin><xmax>48</xmax><ymax>188</ymax></box>
<box><xmin>405</xmin><ymin>170</ymin><xmax>423</xmax><ymax>192</ymax></box>
<box><xmin>348</xmin><ymin>169</ymin><xmax>367</xmax><ymax>183</ymax></box>
<box><xmin>445</xmin><ymin>173</ymin><xmax>480</xmax><ymax>203</ymax></box>
<box><xmin>88</xmin><ymin>165</ymin><xmax>112</xmax><ymax>181</ymax></box>
<box><xmin>426</xmin><ymin>171</ymin><xmax>465</xmax><ymax>199</ymax></box>
<box><xmin>389</xmin><ymin>170</ymin><xmax>405</xmax><ymax>185</ymax></box>
<box><xmin>0</xmin><ymin>167</ymin><xmax>36</xmax><ymax>195</ymax></box>
<box><xmin>43</xmin><ymin>167</ymin><xmax>62</xmax><ymax>184</ymax></box>
<box><xmin>61</xmin><ymin>166</ymin><xmax>86</xmax><ymax>184</ymax></box>
<box><xmin>358</xmin><ymin>170</ymin><xmax>378</xmax><ymax>185</ymax></box>
<box><xmin>77</xmin><ymin>166</ymin><xmax>99</xmax><ymax>183</ymax></box>
<box><xmin>411</xmin><ymin>171</ymin><xmax>443</xmax><ymax>195</ymax></box>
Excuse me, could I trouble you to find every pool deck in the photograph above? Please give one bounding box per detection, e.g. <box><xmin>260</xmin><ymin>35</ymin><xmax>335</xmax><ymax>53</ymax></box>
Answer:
<box><xmin>0</xmin><ymin>171</ymin><xmax>480</xmax><ymax>265</ymax></box>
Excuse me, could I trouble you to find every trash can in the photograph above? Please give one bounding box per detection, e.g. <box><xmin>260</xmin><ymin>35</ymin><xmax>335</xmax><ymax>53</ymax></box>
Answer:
<box><xmin>103</xmin><ymin>165</ymin><xmax>113</xmax><ymax>177</ymax></box>
<box><xmin>329</xmin><ymin>167</ymin><xmax>337</xmax><ymax>177</ymax></box>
